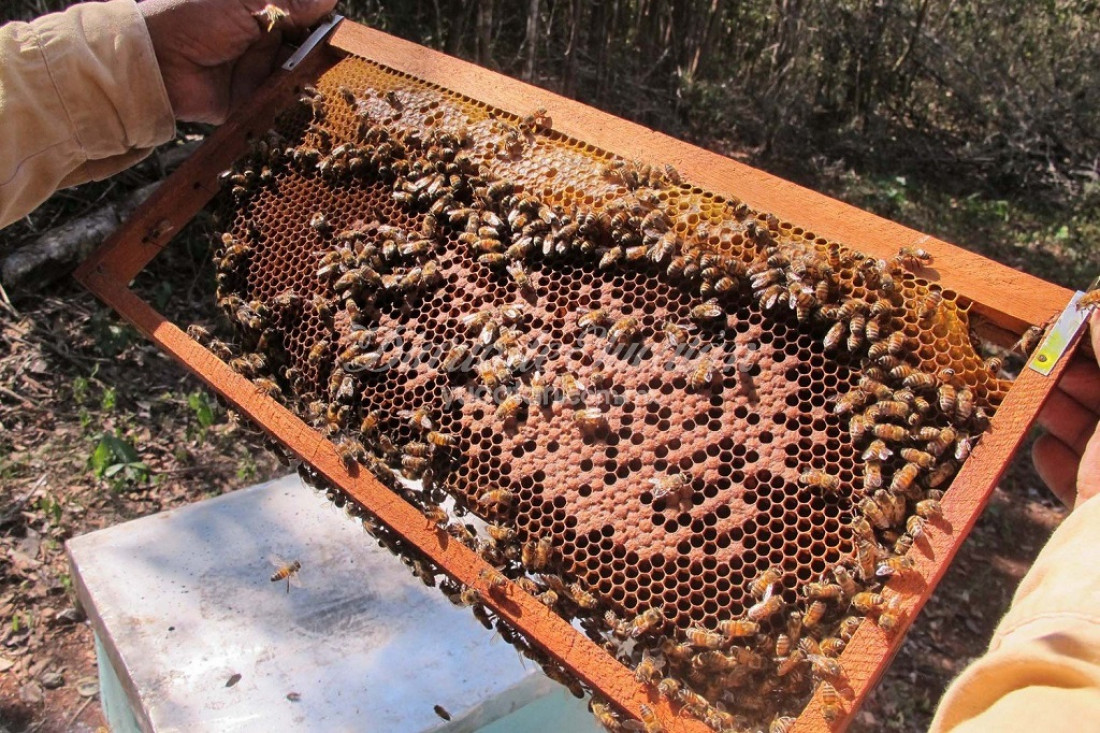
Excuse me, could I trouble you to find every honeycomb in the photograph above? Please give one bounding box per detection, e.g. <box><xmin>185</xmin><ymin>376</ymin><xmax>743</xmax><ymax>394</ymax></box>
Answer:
<box><xmin>199</xmin><ymin>53</ymin><xmax>1010</xmax><ymax>731</ymax></box>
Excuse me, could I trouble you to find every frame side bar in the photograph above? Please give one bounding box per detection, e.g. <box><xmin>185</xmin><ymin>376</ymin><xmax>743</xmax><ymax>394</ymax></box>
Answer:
<box><xmin>328</xmin><ymin>23</ymin><xmax>1071</xmax><ymax>333</ymax></box>
<box><xmin>792</xmin><ymin>338</ymin><xmax>1083</xmax><ymax>731</ymax></box>
<box><xmin>74</xmin><ymin>50</ymin><xmax>333</xmax><ymax>286</ymax></box>
<box><xmin>76</xmin><ymin>271</ymin><xmax>713</xmax><ymax>733</ymax></box>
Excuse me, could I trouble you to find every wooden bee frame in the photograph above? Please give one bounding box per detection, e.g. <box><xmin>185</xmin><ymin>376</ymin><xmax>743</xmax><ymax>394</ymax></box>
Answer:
<box><xmin>74</xmin><ymin>21</ymin><xmax>1083</xmax><ymax>732</ymax></box>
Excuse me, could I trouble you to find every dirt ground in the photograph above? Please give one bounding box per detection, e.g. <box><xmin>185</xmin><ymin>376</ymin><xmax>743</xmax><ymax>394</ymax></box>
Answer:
<box><xmin>0</xmin><ymin>133</ymin><xmax>1080</xmax><ymax>733</ymax></box>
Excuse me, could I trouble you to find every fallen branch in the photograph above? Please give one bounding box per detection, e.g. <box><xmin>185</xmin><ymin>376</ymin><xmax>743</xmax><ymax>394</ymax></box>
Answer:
<box><xmin>1</xmin><ymin>140</ymin><xmax>201</xmax><ymax>292</ymax></box>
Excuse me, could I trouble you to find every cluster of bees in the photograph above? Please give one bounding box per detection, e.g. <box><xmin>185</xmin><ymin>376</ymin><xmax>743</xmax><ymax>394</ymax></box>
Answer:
<box><xmin>197</xmin><ymin>71</ymin><xmax>1042</xmax><ymax>733</ymax></box>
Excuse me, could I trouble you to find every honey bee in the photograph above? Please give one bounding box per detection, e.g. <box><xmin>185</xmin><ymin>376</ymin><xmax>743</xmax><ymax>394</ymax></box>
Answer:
<box><xmin>633</xmin><ymin>652</ymin><xmax>662</xmax><ymax>684</ymax></box>
<box><xmin>898</xmin><ymin>447</ymin><xmax>935</xmax><ymax>469</ymax></box>
<box><xmin>404</xmin><ymin>441</ymin><xmax>434</xmax><ymax>458</ymax></box>
<box><xmin>422</xmin><ymin>503</ymin><xmax>449</xmax><ymax>529</ymax></box>
<box><xmin>383</xmin><ymin>89</ymin><xmax>403</xmax><ymax>111</ymax></box>
<box><xmin>577</xmin><ymin>307</ymin><xmax>612</xmax><ymax>330</ymax></box>
<box><xmin>1013</xmin><ymin>325</ymin><xmax>1044</xmax><ymax>354</ymax></box>
<box><xmin>776</xmin><ymin>648</ymin><xmax>806</xmax><ymax>677</ymax></box>
<box><xmin>441</xmin><ymin>344</ymin><xmax>470</xmax><ymax>372</ymax></box>
<box><xmin>823</xmin><ymin>321</ymin><xmax>846</xmax><ymax>351</ymax></box>
<box><xmin>833</xmin><ymin>388</ymin><xmax>867</xmax><ymax>415</ymax></box>
<box><xmin>573</xmin><ymin>407</ymin><xmax>608</xmax><ymax>433</ymax></box>
<box><xmin>802</xmin><ymin>600</ymin><xmax>827</xmax><ymax>628</ymax></box>
<box><xmin>685</xmin><ymin>626</ymin><xmax>725</xmax><ymax>649</ymax></box>
<box><xmin>877</xmin><ymin>594</ymin><xmax>904</xmax><ymax>632</ymax></box>
<box><xmin>750</xmin><ymin>566</ymin><xmax>782</xmax><ymax>599</ymax></box>
<box><xmin>820</xmin><ymin>680</ymin><xmax>841</xmax><ymax>722</ymax></box>
<box><xmin>309</xmin><ymin>211</ymin><xmax>330</xmax><ymax>234</ymax></box>
<box><xmin>1077</xmin><ymin>289</ymin><xmax>1100</xmax><ymax>311</ymax></box>
<box><xmin>689</xmin><ymin>359</ymin><xmax>716</xmax><ymax>390</ymax></box>
<box><xmin>608</xmin><ymin>316</ymin><xmax>640</xmax><ymax>344</ymax></box>
<box><xmin>269</xmin><ymin>556</ymin><xmax>302</xmax><ymax>593</ymax></box>
<box><xmin>401</xmin><ymin>455</ymin><xmax>430</xmax><ymax>475</ymax></box>
<box><xmin>938</xmin><ymin>384</ymin><xmax>957</xmax><ymax>415</ymax></box>
<box><xmin>926</xmin><ymin>459</ymin><xmax>958</xmax><ymax>488</ymax></box>
<box><xmin>591</xmin><ymin>700</ymin><xmax>622</xmax><ymax>732</ymax></box>
<box><xmin>861</xmin><ymin>439</ymin><xmax>893</xmax><ymax>462</ymax></box>
<box><xmin>866</xmin><ymin>400</ymin><xmax>909</xmax><ymax>421</ymax></box>
<box><xmin>631</xmin><ymin>608</ymin><xmax>665</xmax><ymax>639</ymax></box>
<box><xmin>799</xmin><ymin>470</ymin><xmax>841</xmax><ymax>494</ymax></box>
<box><xmin>637</xmin><ymin>704</ymin><xmax>663</xmax><ymax>733</ymax></box>
<box><xmin>522</xmin><ymin>537</ymin><xmax>555</xmax><ymax>570</ymax></box>
<box><xmin>567</xmin><ymin>581</ymin><xmax>602</xmax><ymax>607</ymax></box>
<box><xmin>915</xmin><ymin>498</ymin><xmax>942</xmax><ymax>519</ymax></box>
<box><xmin>495</xmin><ymin>392</ymin><xmax>525</xmax><ymax>420</ymax></box>
<box><xmin>957</xmin><ymin>387</ymin><xmax>975</xmax><ymax>420</ymax></box>
<box><xmin>599</xmin><ymin>246</ymin><xmax>624</xmax><ymax>269</ymax></box>
<box><xmin>690</xmin><ymin>300</ymin><xmax>723</xmax><ymax>323</ymax></box>
<box><xmin>877</xmin><ymin>555</ymin><xmax>916</xmax><ymax>577</ymax></box>
<box><xmin>804</xmin><ymin>582</ymin><xmax>844</xmax><ymax>602</ymax></box>
<box><xmin>906</xmin><ymin>514</ymin><xmax>926</xmax><ymax>539</ymax></box>
<box><xmin>457</xmin><ymin>585</ymin><xmax>482</xmax><ymax>606</ymax></box>
<box><xmin>655</xmin><ymin>677</ymin><xmax>681</xmax><ymax>700</ymax></box>
<box><xmin>770</xmin><ymin>716</ymin><xmax>796</xmax><ymax>733</ymax></box>
<box><xmin>506</xmin><ymin>261</ymin><xmax>533</xmax><ymax>291</ymax></box>
<box><xmin>560</xmin><ymin>374</ymin><xmax>585</xmax><ymax>403</ymax></box>
<box><xmin>748</xmin><ymin>593</ymin><xmax>784</xmax><ymax>621</ymax></box>
<box><xmin>659</xmin><ymin>320</ymin><xmax>696</xmax><ymax>347</ymax></box>
<box><xmin>479</xmin><ymin>489</ymin><xmax>514</xmax><ymax>509</ymax></box>
<box><xmin>851</xmin><ymin>591</ymin><xmax>885</xmax><ymax>614</ymax></box>
<box><xmin>485</xmin><ymin>524</ymin><xmax>516</xmax><ymax>544</ymax></box>
<box><xmin>890</xmin><ymin>461</ymin><xmax>922</xmax><ymax>495</ymax></box>
<box><xmin>863</xmin><ymin>460</ymin><xmax>883</xmax><ymax>491</ymax></box>
<box><xmin>478</xmin><ymin>567</ymin><xmax>508</xmax><ymax>591</ymax></box>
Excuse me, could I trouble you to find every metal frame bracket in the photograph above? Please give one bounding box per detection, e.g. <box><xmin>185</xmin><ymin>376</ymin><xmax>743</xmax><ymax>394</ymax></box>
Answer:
<box><xmin>283</xmin><ymin>14</ymin><xmax>344</xmax><ymax>71</ymax></box>
<box><xmin>1027</xmin><ymin>277</ymin><xmax>1098</xmax><ymax>376</ymax></box>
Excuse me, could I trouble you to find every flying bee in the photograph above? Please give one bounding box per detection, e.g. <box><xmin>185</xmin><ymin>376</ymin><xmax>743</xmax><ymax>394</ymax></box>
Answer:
<box><xmin>877</xmin><ymin>555</ymin><xmax>915</xmax><ymax>577</ymax></box>
<box><xmin>479</xmin><ymin>489</ymin><xmax>514</xmax><ymax>509</ymax></box>
<box><xmin>578</xmin><ymin>307</ymin><xmax>612</xmax><ymax>329</ymax></box>
<box><xmin>608</xmin><ymin>316</ymin><xmax>640</xmax><ymax>344</ymax></box>
<box><xmin>819</xmin><ymin>681</ymin><xmax>841</xmax><ymax>723</ymax></box>
<box><xmin>799</xmin><ymin>469</ymin><xmax>841</xmax><ymax>494</ymax></box>
<box><xmin>690</xmin><ymin>300</ymin><xmax>723</xmax><ymax>323</ymax></box>
<box><xmin>269</xmin><ymin>557</ymin><xmax>302</xmax><ymax>593</ymax></box>
<box><xmin>495</xmin><ymin>392</ymin><xmax>526</xmax><ymax>420</ymax></box>
<box><xmin>689</xmin><ymin>359</ymin><xmax>716</xmax><ymax>390</ymax></box>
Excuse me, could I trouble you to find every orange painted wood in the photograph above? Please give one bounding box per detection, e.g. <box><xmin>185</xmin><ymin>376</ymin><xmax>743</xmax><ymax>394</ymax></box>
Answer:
<box><xmin>74</xmin><ymin>49</ymin><xmax>334</xmax><ymax>287</ymax></box>
<box><xmin>74</xmin><ymin>270</ymin><xmax>709</xmax><ymax>733</ymax></box>
<box><xmin>792</xmin><ymin>329</ymin><xmax>1085</xmax><ymax>732</ymax></box>
<box><xmin>328</xmin><ymin>22</ymin><xmax>1072</xmax><ymax>335</ymax></box>
<box><xmin>71</xmin><ymin>20</ymin><xmax>1086</xmax><ymax>732</ymax></box>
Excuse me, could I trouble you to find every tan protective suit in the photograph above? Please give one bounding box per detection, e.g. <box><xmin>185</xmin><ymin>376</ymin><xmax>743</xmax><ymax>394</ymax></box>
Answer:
<box><xmin>3</xmin><ymin>3</ymin><xmax>1099</xmax><ymax>730</ymax></box>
